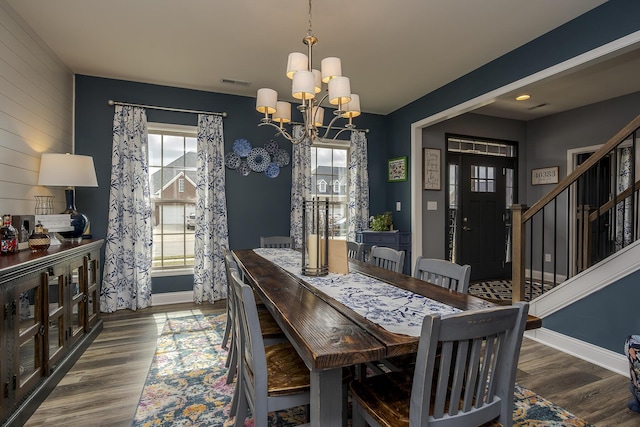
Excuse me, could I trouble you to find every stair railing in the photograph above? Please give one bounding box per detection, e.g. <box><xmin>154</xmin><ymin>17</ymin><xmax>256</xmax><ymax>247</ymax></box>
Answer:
<box><xmin>512</xmin><ymin>113</ymin><xmax>640</xmax><ymax>302</ymax></box>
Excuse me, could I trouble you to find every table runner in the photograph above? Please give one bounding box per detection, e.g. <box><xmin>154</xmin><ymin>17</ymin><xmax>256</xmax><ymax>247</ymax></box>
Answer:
<box><xmin>253</xmin><ymin>248</ymin><xmax>460</xmax><ymax>337</ymax></box>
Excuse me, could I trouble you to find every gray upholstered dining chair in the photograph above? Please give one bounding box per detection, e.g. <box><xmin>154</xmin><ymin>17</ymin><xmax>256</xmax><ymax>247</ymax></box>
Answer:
<box><xmin>260</xmin><ymin>235</ymin><xmax>294</xmax><ymax>249</ymax></box>
<box><xmin>367</xmin><ymin>245</ymin><xmax>405</xmax><ymax>273</ymax></box>
<box><xmin>350</xmin><ymin>302</ymin><xmax>529</xmax><ymax>427</ymax></box>
<box><xmin>413</xmin><ymin>256</ymin><xmax>472</xmax><ymax>294</ymax></box>
<box><xmin>347</xmin><ymin>241</ymin><xmax>364</xmax><ymax>261</ymax></box>
<box><xmin>229</xmin><ymin>270</ymin><xmax>311</xmax><ymax>427</ymax></box>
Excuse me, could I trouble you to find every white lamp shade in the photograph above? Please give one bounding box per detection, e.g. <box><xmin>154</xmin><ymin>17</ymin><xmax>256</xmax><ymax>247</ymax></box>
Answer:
<box><xmin>342</xmin><ymin>94</ymin><xmax>361</xmax><ymax>118</ymax></box>
<box><xmin>286</xmin><ymin>52</ymin><xmax>308</xmax><ymax>79</ymax></box>
<box><xmin>273</xmin><ymin>101</ymin><xmax>292</xmax><ymax>124</ymax></box>
<box><xmin>312</xmin><ymin>106</ymin><xmax>324</xmax><ymax>127</ymax></box>
<box><xmin>312</xmin><ymin>69</ymin><xmax>322</xmax><ymax>94</ymax></box>
<box><xmin>321</xmin><ymin>57</ymin><xmax>342</xmax><ymax>83</ymax></box>
<box><xmin>328</xmin><ymin>76</ymin><xmax>351</xmax><ymax>106</ymax></box>
<box><xmin>256</xmin><ymin>88</ymin><xmax>278</xmax><ymax>114</ymax></box>
<box><xmin>292</xmin><ymin>71</ymin><xmax>316</xmax><ymax>100</ymax></box>
<box><xmin>38</xmin><ymin>153</ymin><xmax>98</xmax><ymax>187</ymax></box>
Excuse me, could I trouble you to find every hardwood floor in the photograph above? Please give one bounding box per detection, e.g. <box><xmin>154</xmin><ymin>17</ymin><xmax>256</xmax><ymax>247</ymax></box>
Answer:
<box><xmin>23</xmin><ymin>302</ymin><xmax>639</xmax><ymax>427</ymax></box>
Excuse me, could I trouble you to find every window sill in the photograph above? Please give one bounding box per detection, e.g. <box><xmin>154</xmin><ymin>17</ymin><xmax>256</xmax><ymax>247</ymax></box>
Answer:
<box><xmin>152</xmin><ymin>268</ymin><xmax>194</xmax><ymax>278</ymax></box>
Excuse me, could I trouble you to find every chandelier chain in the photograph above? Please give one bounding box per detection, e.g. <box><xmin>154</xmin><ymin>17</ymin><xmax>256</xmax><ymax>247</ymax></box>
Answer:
<box><xmin>307</xmin><ymin>0</ymin><xmax>313</xmax><ymax>37</ymax></box>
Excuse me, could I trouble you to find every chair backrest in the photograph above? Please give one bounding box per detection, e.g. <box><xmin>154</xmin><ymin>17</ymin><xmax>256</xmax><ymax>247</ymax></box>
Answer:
<box><xmin>368</xmin><ymin>245</ymin><xmax>405</xmax><ymax>273</ymax></box>
<box><xmin>347</xmin><ymin>241</ymin><xmax>364</xmax><ymax>261</ymax></box>
<box><xmin>229</xmin><ymin>270</ymin><xmax>269</xmax><ymax>400</ymax></box>
<box><xmin>409</xmin><ymin>302</ymin><xmax>529</xmax><ymax>427</ymax></box>
<box><xmin>413</xmin><ymin>256</ymin><xmax>471</xmax><ymax>293</ymax></box>
<box><xmin>260</xmin><ymin>235</ymin><xmax>294</xmax><ymax>249</ymax></box>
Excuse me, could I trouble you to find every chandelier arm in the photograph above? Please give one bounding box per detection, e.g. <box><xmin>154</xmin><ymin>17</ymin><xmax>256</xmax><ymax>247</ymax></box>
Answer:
<box><xmin>259</xmin><ymin>121</ymin><xmax>307</xmax><ymax>145</ymax></box>
<box><xmin>320</xmin><ymin>113</ymin><xmax>347</xmax><ymax>139</ymax></box>
<box><xmin>332</xmin><ymin>128</ymin><xmax>351</xmax><ymax>139</ymax></box>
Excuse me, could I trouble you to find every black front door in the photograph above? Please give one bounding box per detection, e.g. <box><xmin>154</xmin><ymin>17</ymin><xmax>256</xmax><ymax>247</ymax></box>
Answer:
<box><xmin>454</xmin><ymin>154</ymin><xmax>516</xmax><ymax>281</ymax></box>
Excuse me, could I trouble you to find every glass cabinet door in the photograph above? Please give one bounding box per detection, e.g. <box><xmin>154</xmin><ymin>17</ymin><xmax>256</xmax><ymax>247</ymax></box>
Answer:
<box><xmin>0</xmin><ymin>290</ymin><xmax>5</xmax><ymax>421</ymax></box>
<box><xmin>14</xmin><ymin>276</ymin><xmax>44</xmax><ymax>402</ymax></box>
<box><xmin>45</xmin><ymin>266</ymin><xmax>66</xmax><ymax>373</ymax></box>
<box><xmin>68</xmin><ymin>257</ymin><xmax>86</xmax><ymax>347</ymax></box>
<box><xmin>85</xmin><ymin>253</ymin><xmax>100</xmax><ymax>330</ymax></box>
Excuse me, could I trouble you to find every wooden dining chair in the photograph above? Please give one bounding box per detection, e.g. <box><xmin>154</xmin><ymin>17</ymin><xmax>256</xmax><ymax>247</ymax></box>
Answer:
<box><xmin>222</xmin><ymin>249</ymin><xmax>285</xmax><ymax>386</ymax></box>
<box><xmin>368</xmin><ymin>245</ymin><xmax>405</xmax><ymax>273</ymax></box>
<box><xmin>347</xmin><ymin>241</ymin><xmax>364</xmax><ymax>261</ymax></box>
<box><xmin>413</xmin><ymin>256</ymin><xmax>472</xmax><ymax>294</ymax></box>
<box><xmin>350</xmin><ymin>302</ymin><xmax>529</xmax><ymax>427</ymax></box>
<box><xmin>229</xmin><ymin>270</ymin><xmax>311</xmax><ymax>427</ymax></box>
<box><xmin>260</xmin><ymin>235</ymin><xmax>294</xmax><ymax>249</ymax></box>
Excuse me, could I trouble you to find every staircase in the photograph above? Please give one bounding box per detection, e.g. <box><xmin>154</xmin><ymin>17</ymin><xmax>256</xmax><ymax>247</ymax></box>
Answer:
<box><xmin>511</xmin><ymin>113</ymin><xmax>640</xmax><ymax>375</ymax></box>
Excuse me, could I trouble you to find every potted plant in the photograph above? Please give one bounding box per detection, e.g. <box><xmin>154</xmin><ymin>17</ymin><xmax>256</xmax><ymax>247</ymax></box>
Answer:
<box><xmin>369</xmin><ymin>212</ymin><xmax>393</xmax><ymax>231</ymax></box>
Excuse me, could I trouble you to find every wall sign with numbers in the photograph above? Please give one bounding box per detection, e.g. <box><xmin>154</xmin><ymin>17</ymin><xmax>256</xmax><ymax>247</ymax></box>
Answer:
<box><xmin>531</xmin><ymin>166</ymin><xmax>559</xmax><ymax>185</ymax></box>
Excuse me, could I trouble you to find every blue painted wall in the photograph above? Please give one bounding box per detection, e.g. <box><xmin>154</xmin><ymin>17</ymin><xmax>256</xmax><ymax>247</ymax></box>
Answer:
<box><xmin>544</xmin><ymin>270</ymin><xmax>640</xmax><ymax>353</ymax></box>
<box><xmin>385</xmin><ymin>0</ymin><xmax>640</xmax><ymax>233</ymax></box>
<box><xmin>378</xmin><ymin>0</ymin><xmax>640</xmax><ymax>355</ymax></box>
<box><xmin>74</xmin><ymin>75</ymin><xmax>386</xmax><ymax>292</ymax></box>
<box><xmin>74</xmin><ymin>0</ymin><xmax>640</xmax><ymax>354</ymax></box>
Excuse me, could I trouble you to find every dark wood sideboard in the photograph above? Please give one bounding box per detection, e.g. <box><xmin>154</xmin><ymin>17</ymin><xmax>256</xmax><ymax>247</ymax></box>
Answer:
<box><xmin>355</xmin><ymin>230</ymin><xmax>411</xmax><ymax>275</ymax></box>
<box><xmin>0</xmin><ymin>239</ymin><xmax>103</xmax><ymax>427</ymax></box>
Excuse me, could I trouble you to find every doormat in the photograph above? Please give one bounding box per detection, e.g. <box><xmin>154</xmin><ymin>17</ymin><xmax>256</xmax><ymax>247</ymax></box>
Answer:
<box><xmin>469</xmin><ymin>279</ymin><xmax>556</xmax><ymax>301</ymax></box>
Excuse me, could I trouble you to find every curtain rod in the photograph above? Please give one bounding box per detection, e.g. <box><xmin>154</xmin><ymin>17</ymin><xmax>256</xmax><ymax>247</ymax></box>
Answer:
<box><xmin>107</xmin><ymin>100</ymin><xmax>227</xmax><ymax>118</ymax></box>
<box><xmin>289</xmin><ymin>120</ymin><xmax>369</xmax><ymax>133</ymax></box>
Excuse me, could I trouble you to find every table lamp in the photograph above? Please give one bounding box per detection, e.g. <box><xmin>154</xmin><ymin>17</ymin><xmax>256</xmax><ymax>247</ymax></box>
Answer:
<box><xmin>37</xmin><ymin>153</ymin><xmax>98</xmax><ymax>242</ymax></box>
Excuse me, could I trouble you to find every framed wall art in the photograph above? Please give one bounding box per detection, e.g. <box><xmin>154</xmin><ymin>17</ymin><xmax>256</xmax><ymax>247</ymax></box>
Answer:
<box><xmin>388</xmin><ymin>156</ymin><xmax>408</xmax><ymax>182</ymax></box>
<box><xmin>423</xmin><ymin>148</ymin><xmax>441</xmax><ymax>190</ymax></box>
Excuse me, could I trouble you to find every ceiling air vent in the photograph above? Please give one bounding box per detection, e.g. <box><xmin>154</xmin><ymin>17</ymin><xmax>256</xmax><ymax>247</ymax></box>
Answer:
<box><xmin>528</xmin><ymin>103</ymin><xmax>548</xmax><ymax>111</ymax></box>
<box><xmin>221</xmin><ymin>78</ymin><xmax>251</xmax><ymax>87</ymax></box>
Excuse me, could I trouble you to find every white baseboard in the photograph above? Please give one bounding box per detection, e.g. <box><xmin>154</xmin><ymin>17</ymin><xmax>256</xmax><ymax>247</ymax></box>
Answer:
<box><xmin>151</xmin><ymin>291</ymin><xmax>194</xmax><ymax>306</ymax></box>
<box><xmin>524</xmin><ymin>327</ymin><xmax>628</xmax><ymax>376</ymax></box>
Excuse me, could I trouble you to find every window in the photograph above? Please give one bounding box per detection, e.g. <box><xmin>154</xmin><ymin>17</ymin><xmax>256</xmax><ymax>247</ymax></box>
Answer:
<box><xmin>470</xmin><ymin>165</ymin><xmax>495</xmax><ymax>193</ymax></box>
<box><xmin>148</xmin><ymin>123</ymin><xmax>197</xmax><ymax>272</ymax></box>
<box><xmin>311</xmin><ymin>145</ymin><xmax>349</xmax><ymax>238</ymax></box>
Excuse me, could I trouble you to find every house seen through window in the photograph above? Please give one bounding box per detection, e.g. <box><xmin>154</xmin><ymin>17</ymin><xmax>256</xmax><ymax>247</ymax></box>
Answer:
<box><xmin>148</xmin><ymin>124</ymin><xmax>197</xmax><ymax>272</ymax></box>
<box><xmin>311</xmin><ymin>145</ymin><xmax>349</xmax><ymax>238</ymax></box>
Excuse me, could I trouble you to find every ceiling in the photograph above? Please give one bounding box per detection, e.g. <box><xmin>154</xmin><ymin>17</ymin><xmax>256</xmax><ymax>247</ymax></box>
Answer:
<box><xmin>9</xmin><ymin>0</ymin><xmax>634</xmax><ymax>119</ymax></box>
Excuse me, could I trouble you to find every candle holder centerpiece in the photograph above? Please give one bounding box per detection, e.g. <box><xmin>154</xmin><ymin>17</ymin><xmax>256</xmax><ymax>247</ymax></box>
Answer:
<box><xmin>301</xmin><ymin>197</ymin><xmax>329</xmax><ymax>276</ymax></box>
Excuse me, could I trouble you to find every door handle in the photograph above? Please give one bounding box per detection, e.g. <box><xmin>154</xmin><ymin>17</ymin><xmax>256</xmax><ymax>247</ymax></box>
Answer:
<box><xmin>462</xmin><ymin>225</ymin><xmax>472</xmax><ymax>231</ymax></box>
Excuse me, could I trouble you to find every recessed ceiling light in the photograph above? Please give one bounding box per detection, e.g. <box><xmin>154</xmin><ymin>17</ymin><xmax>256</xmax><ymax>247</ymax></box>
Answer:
<box><xmin>515</xmin><ymin>94</ymin><xmax>531</xmax><ymax>101</ymax></box>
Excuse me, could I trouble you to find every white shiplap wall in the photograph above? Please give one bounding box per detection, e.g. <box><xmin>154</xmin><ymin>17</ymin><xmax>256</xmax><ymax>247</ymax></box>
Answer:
<box><xmin>0</xmin><ymin>0</ymin><xmax>73</xmax><ymax>216</ymax></box>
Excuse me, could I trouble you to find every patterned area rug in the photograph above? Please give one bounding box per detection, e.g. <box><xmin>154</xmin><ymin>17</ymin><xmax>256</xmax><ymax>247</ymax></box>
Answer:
<box><xmin>131</xmin><ymin>314</ymin><xmax>594</xmax><ymax>427</ymax></box>
<box><xmin>469</xmin><ymin>279</ymin><xmax>556</xmax><ymax>301</ymax></box>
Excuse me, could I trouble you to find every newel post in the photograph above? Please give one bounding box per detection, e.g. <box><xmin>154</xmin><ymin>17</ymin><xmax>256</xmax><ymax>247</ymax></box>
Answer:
<box><xmin>511</xmin><ymin>204</ymin><xmax>528</xmax><ymax>302</ymax></box>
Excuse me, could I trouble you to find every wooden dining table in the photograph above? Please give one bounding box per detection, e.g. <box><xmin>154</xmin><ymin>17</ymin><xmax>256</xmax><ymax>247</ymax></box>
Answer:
<box><xmin>232</xmin><ymin>248</ymin><xmax>541</xmax><ymax>427</ymax></box>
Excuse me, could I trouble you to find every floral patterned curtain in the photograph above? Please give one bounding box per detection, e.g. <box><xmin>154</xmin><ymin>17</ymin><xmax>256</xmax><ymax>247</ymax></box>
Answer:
<box><xmin>290</xmin><ymin>125</ymin><xmax>312</xmax><ymax>248</ymax></box>
<box><xmin>348</xmin><ymin>130</ymin><xmax>370</xmax><ymax>241</ymax></box>
<box><xmin>616</xmin><ymin>146</ymin><xmax>633</xmax><ymax>249</ymax></box>
<box><xmin>101</xmin><ymin>105</ymin><xmax>153</xmax><ymax>312</ymax></box>
<box><xmin>193</xmin><ymin>114</ymin><xmax>229</xmax><ymax>303</ymax></box>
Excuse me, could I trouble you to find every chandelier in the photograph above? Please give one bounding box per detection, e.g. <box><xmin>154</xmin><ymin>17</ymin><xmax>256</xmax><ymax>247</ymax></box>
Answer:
<box><xmin>255</xmin><ymin>0</ymin><xmax>361</xmax><ymax>145</ymax></box>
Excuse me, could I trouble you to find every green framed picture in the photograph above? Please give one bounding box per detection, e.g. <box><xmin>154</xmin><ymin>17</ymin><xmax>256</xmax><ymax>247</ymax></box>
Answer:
<box><xmin>388</xmin><ymin>156</ymin><xmax>408</xmax><ymax>182</ymax></box>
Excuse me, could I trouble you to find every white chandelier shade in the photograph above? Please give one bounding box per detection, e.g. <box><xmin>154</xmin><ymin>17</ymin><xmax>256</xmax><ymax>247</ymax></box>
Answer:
<box><xmin>255</xmin><ymin>0</ymin><xmax>362</xmax><ymax>144</ymax></box>
<box><xmin>342</xmin><ymin>94</ymin><xmax>361</xmax><ymax>119</ymax></box>
<box><xmin>256</xmin><ymin>88</ymin><xmax>277</xmax><ymax>114</ymax></box>
<box><xmin>321</xmin><ymin>57</ymin><xmax>342</xmax><ymax>83</ymax></box>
